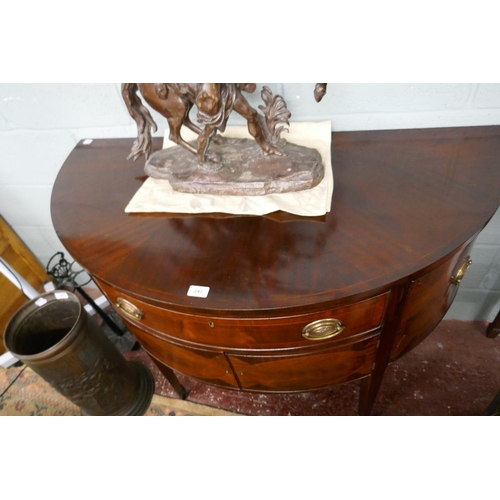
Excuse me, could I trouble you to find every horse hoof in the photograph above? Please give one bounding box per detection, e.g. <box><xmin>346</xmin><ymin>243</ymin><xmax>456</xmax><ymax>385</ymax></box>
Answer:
<box><xmin>207</xmin><ymin>152</ymin><xmax>222</xmax><ymax>163</ymax></box>
<box><xmin>199</xmin><ymin>153</ymin><xmax>223</xmax><ymax>172</ymax></box>
<box><xmin>264</xmin><ymin>147</ymin><xmax>286</xmax><ymax>157</ymax></box>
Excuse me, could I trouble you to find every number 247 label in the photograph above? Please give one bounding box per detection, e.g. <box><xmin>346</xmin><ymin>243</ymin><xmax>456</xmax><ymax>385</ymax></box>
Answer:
<box><xmin>187</xmin><ymin>285</ymin><xmax>210</xmax><ymax>298</ymax></box>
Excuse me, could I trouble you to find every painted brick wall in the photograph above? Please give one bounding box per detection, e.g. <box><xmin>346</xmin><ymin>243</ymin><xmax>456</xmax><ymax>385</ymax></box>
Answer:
<box><xmin>0</xmin><ymin>83</ymin><xmax>499</xmax><ymax>321</ymax></box>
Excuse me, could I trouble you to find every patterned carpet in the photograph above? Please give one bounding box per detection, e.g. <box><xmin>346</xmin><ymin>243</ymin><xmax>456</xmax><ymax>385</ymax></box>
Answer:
<box><xmin>0</xmin><ymin>365</ymin><xmax>239</xmax><ymax>416</ymax></box>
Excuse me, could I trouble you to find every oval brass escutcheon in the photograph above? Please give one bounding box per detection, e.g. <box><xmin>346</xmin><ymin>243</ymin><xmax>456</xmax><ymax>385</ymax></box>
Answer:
<box><xmin>116</xmin><ymin>297</ymin><xmax>144</xmax><ymax>320</ymax></box>
<box><xmin>302</xmin><ymin>318</ymin><xmax>345</xmax><ymax>341</ymax></box>
<box><xmin>451</xmin><ymin>256</ymin><xmax>472</xmax><ymax>285</ymax></box>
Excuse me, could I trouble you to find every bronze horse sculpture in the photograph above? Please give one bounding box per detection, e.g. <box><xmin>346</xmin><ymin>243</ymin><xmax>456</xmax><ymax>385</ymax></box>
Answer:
<box><xmin>122</xmin><ymin>83</ymin><xmax>328</xmax><ymax>168</ymax></box>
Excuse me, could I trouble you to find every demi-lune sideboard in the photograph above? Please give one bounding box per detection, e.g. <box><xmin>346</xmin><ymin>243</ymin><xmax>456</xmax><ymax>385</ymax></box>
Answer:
<box><xmin>51</xmin><ymin>126</ymin><xmax>500</xmax><ymax>415</ymax></box>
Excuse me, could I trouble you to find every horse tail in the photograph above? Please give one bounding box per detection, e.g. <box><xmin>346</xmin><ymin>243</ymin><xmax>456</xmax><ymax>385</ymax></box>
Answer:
<box><xmin>121</xmin><ymin>83</ymin><xmax>158</xmax><ymax>160</ymax></box>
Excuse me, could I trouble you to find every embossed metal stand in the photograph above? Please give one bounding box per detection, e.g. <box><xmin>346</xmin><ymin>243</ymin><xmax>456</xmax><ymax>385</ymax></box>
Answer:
<box><xmin>4</xmin><ymin>291</ymin><xmax>154</xmax><ymax>416</ymax></box>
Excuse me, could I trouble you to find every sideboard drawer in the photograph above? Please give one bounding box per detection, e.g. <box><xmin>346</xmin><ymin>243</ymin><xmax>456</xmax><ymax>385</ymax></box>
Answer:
<box><xmin>126</xmin><ymin>323</ymin><xmax>239</xmax><ymax>389</ymax></box>
<box><xmin>227</xmin><ymin>333</ymin><xmax>379</xmax><ymax>392</ymax></box>
<box><xmin>95</xmin><ymin>278</ymin><xmax>388</xmax><ymax>349</ymax></box>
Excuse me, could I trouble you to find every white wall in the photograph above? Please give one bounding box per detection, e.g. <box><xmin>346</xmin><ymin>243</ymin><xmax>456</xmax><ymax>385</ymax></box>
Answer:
<box><xmin>0</xmin><ymin>83</ymin><xmax>499</xmax><ymax>321</ymax></box>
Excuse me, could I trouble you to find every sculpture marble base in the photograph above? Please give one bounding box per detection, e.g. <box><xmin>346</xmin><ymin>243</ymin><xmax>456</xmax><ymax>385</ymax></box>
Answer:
<box><xmin>144</xmin><ymin>137</ymin><xmax>324</xmax><ymax>195</ymax></box>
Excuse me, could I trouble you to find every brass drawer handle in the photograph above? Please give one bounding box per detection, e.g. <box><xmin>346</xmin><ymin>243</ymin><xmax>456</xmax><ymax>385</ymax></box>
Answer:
<box><xmin>116</xmin><ymin>297</ymin><xmax>144</xmax><ymax>320</ymax></box>
<box><xmin>451</xmin><ymin>256</ymin><xmax>472</xmax><ymax>285</ymax></box>
<box><xmin>302</xmin><ymin>318</ymin><xmax>345</xmax><ymax>341</ymax></box>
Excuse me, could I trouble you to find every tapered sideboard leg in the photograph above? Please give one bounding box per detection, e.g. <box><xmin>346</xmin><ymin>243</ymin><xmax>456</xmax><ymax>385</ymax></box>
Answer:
<box><xmin>486</xmin><ymin>309</ymin><xmax>500</xmax><ymax>339</ymax></box>
<box><xmin>150</xmin><ymin>357</ymin><xmax>189</xmax><ymax>400</ymax></box>
<box><xmin>358</xmin><ymin>359</ymin><xmax>392</xmax><ymax>416</ymax></box>
<box><xmin>358</xmin><ymin>284</ymin><xmax>409</xmax><ymax>416</ymax></box>
<box><xmin>358</xmin><ymin>377</ymin><xmax>377</xmax><ymax>416</ymax></box>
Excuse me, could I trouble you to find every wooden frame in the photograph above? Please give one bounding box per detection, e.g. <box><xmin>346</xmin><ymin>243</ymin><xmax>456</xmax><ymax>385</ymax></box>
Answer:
<box><xmin>0</xmin><ymin>216</ymin><xmax>48</xmax><ymax>354</ymax></box>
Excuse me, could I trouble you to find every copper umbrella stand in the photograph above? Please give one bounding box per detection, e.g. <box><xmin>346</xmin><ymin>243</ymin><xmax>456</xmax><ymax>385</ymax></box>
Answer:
<box><xmin>4</xmin><ymin>291</ymin><xmax>154</xmax><ymax>416</ymax></box>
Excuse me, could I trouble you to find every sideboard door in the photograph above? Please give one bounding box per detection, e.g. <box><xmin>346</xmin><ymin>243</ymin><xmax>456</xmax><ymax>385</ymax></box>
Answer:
<box><xmin>390</xmin><ymin>238</ymin><xmax>476</xmax><ymax>360</ymax></box>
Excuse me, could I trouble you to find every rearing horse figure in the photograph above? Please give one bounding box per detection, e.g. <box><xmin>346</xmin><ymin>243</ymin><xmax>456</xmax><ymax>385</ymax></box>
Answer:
<box><xmin>122</xmin><ymin>83</ymin><xmax>327</xmax><ymax>167</ymax></box>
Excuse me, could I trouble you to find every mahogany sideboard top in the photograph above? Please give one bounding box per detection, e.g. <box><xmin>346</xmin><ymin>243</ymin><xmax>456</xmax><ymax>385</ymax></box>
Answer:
<box><xmin>51</xmin><ymin>126</ymin><xmax>500</xmax><ymax>317</ymax></box>
<box><xmin>51</xmin><ymin>126</ymin><xmax>500</xmax><ymax>414</ymax></box>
